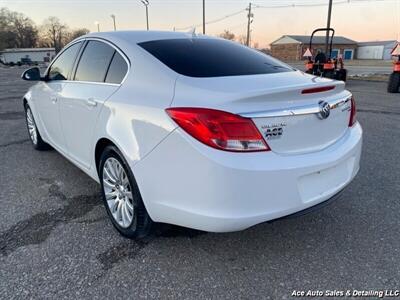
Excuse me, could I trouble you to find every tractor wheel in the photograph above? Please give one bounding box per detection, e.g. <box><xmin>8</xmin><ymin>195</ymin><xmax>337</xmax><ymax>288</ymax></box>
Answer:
<box><xmin>337</xmin><ymin>69</ymin><xmax>347</xmax><ymax>82</ymax></box>
<box><xmin>324</xmin><ymin>70</ymin><xmax>335</xmax><ymax>79</ymax></box>
<box><xmin>387</xmin><ymin>72</ymin><xmax>400</xmax><ymax>93</ymax></box>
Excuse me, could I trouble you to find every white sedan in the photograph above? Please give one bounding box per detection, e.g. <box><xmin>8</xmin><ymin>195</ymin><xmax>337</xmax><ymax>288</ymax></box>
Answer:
<box><xmin>21</xmin><ymin>31</ymin><xmax>362</xmax><ymax>238</ymax></box>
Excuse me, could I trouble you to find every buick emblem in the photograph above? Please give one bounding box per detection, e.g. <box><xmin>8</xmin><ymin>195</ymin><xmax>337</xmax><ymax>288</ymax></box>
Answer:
<box><xmin>318</xmin><ymin>101</ymin><xmax>330</xmax><ymax>119</ymax></box>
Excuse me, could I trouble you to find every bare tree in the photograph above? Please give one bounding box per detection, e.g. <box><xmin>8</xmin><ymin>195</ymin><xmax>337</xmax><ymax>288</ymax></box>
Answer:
<box><xmin>219</xmin><ymin>30</ymin><xmax>235</xmax><ymax>41</ymax></box>
<box><xmin>0</xmin><ymin>8</ymin><xmax>38</xmax><ymax>50</ymax></box>
<box><xmin>237</xmin><ymin>35</ymin><xmax>247</xmax><ymax>45</ymax></box>
<box><xmin>0</xmin><ymin>8</ymin><xmax>14</xmax><ymax>50</ymax></box>
<box><xmin>9</xmin><ymin>11</ymin><xmax>38</xmax><ymax>48</ymax></box>
<box><xmin>65</xmin><ymin>28</ymin><xmax>90</xmax><ymax>44</ymax></box>
<box><xmin>0</xmin><ymin>8</ymin><xmax>89</xmax><ymax>52</ymax></box>
<box><xmin>39</xmin><ymin>17</ymin><xmax>68</xmax><ymax>52</ymax></box>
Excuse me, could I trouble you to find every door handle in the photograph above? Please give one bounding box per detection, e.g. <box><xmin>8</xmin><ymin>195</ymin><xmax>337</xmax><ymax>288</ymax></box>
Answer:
<box><xmin>86</xmin><ymin>98</ymin><xmax>97</xmax><ymax>107</ymax></box>
<box><xmin>51</xmin><ymin>97</ymin><xmax>57</xmax><ymax>104</ymax></box>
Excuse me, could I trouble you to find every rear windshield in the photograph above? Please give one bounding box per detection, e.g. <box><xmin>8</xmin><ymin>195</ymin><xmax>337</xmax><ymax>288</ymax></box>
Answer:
<box><xmin>138</xmin><ymin>38</ymin><xmax>293</xmax><ymax>78</ymax></box>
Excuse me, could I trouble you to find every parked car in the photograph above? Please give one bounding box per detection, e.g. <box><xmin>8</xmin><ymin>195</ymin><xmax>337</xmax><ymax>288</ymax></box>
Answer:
<box><xmin>21</xmin><ymin>31</ymin><xmax>362</xmax><ymax>238</ymax></box>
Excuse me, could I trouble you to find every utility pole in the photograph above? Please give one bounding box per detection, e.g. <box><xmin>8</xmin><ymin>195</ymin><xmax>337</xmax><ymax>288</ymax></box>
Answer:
<box><xmin>145</xmin><ymin>5</ymin><xmax>149</xmax><ymax>30</ymax></box>
<box><xmin>325</xmin><ymin>0</ymin><xmax>333</xmax><ymax>54</ymax></box>
<box><xmin>141</xmin><ymin>0</ymin><xmax>150</xmax><ymax>30</ymax></box>
<box><xmin>94</xmin><ymin>21</ymin><xmax>100</xmax><ymax>32</ymax></box>
<box><xmin>202</xmin><ymin>0</ymin><xmax>206</xmax><ymax>34</ymax></box>
<box><xmin>111</xmin><ymin>14</ymin><xmax>116</xmax><ymax>31</ymax></box>
<box><xmin>246</xmin><ymin>2</ymin><xmax>253</xmax><ymax>47</ymax></box>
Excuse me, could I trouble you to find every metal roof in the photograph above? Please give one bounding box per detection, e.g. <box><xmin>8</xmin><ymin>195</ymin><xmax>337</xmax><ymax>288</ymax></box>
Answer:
<box><xmin>357</xmin><ymin>40</ymin><xmax>398</xmax><ymax>47</ymax></box>
<box><xmin>273</xmin><ymin>35</ymin><xmax>357</xmax><ymax>45</ymax></box>
<box><xmin>1</xmin><ymin>48</ymin><xmax>55</xmax><ymax>53</ymax></box>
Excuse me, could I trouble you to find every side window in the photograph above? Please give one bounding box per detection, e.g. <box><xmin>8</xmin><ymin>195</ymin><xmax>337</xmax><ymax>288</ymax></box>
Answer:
<box><xmin>74</xmin><ymin>41</ymin><xmax>115</xmax><ymax>82</ymax></box>
<box><xmin>105</xmin><ymin>52</ymin><xmax>128</xmax><ymax>84</ymax></box>
<box><xmin>48</xmin><ymin>42</ymin><xmax>82</xmax><ymax>81</ymax></box>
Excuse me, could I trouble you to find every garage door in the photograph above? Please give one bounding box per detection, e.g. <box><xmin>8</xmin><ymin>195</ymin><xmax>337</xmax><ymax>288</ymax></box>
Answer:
<box><xmin>357</xmin><ymin>45</ymin><xmax>384</xmax><ymax>59</ymax></box>
<box><xmin>344</xmin><ymin>50</ymin><xmax>353</xmax><ymax>60</ymax></box>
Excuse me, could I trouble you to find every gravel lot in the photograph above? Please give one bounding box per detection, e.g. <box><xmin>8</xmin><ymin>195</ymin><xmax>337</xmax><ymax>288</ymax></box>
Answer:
<box><xmin>0</xmin><ymin>66</ymin><xmax>399</xmax><ymax>299</ymax></box>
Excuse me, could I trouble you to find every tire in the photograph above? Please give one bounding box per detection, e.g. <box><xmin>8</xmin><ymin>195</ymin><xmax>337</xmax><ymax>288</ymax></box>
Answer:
<box><xmin>323</xmin><ymin>70</ymin><xmax>335</xmax><ymax>79</ymax></box>
<box><xmin>24</xmin><ymin>104</ymin><xmax>50</xmax><ymax>150</ymax></box>
<box><xmin>99</xmin><ymin>145</ymin><xmax>152</xmax><ymax>239</ymax></box>
<box><xmin>387</xmin><ymin>72</ymin><xmax>400</xmax><ymax>93</ymax></box>
<box><xmin>336</xmin><ymin>69</ymin><xmax>347</xmax><ymax>82</ymax></box>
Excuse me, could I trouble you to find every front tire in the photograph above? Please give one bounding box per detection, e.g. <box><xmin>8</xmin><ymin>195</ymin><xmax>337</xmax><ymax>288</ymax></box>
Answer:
<box><xmin>24</xmin><ymin>104</ymin><xmax>50</xmax><ymax>150</ymax></box>
<box><xmin>99</xmin><ymin>145</ymin><xmax>152</xmax><ymax>239</ymax></box>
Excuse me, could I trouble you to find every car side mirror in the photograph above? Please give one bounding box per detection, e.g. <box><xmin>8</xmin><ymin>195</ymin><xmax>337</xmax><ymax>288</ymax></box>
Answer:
<box><xmin>21</xmin><ymin>67</ymin><xmax>42</xmax><ymax>81</ymax></box>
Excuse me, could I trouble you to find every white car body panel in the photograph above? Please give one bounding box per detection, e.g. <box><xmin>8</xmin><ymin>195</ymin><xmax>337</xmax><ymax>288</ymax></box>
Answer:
<box><xmin>60</xmin><ymin>82</ymin><xmax>120</xmax><ymax>170</ymax></box>
<box><xmin>23</xmin><ymin>31</ymin><xmax>362</xmax><ymax>232</ymax></box>
<box><xmin>134</xmin><ymin>123</ymin><xmax>362</xmax><ymax>232</ymax></box>
<box><xmin>33</xmin><ymin>81</ymin><xmax>67</xmax><ymax>150</ymax></box>
<box><xmin>173</xmin><ymin>72</ymin><xmax>351</xmax><ymax>155</ymax></box>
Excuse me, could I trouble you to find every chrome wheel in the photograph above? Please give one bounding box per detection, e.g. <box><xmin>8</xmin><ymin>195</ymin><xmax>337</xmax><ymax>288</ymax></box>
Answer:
<box><xmin>26</xmin><ymin>107</ymin><xmax>37</xmax><ymax>145</ymax></box>
<box><xmin>102</xmin><ymin>157</ymin><xmax>135</xmax><ymax>228</ymax></box>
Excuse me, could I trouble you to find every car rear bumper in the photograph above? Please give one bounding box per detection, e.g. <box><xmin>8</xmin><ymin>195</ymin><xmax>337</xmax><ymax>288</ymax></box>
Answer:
<box><xmin>133</xmin><ymin>122</ymin><xmax>362</xmax><ymax>232</ymax></box>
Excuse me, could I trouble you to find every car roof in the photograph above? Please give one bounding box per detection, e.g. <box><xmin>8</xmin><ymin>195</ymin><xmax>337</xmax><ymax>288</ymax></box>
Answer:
<box><xmin>83</xmin><ymin>30</ymin><xmax>209</xmax><ymax>45</ymax></box>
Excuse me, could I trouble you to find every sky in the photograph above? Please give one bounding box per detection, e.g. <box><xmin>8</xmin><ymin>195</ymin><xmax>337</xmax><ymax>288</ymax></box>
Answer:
<box><xmin>1</xmin><ymin>0</ymin><xmax>399</xmax><ymax>48</ymax></box>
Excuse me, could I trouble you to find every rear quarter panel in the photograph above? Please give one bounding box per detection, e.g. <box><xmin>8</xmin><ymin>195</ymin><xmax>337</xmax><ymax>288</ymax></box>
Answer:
<box><xmin>90</xmin><ymin>45</ymin><xmax>178</xmax><ymax>180</ymax></box>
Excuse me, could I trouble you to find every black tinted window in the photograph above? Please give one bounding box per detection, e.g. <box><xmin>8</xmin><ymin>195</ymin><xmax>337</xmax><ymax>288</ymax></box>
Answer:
<box><xmin>48</xmin><ymin>42</ymin><xmax>82</xmax><ymax>80</ymax></box>
<box><xmin>139</xmin><ymin>38</ymin><xmax>292</xmax><ymax>78</ymax></box>
<box><xmin>105</xmin><ymin>52</ymin><xmax>128</xmax><ymax>84</ymax></box>
<box><xmin>75</xmin><ymin>41</ymin><xmax>115</xmax><ymax>82</ymax></box>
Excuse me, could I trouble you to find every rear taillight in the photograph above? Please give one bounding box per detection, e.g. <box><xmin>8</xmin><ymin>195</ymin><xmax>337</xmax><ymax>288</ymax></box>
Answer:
<box><xmin>166</xmin><ymin>107</ymin><xmax>270</xmax><ymax>152</ymax></box>
<box><xmin>349</xmin><ymin>96</ymin><xmax>357</xmax><ymax>127</ymax></box>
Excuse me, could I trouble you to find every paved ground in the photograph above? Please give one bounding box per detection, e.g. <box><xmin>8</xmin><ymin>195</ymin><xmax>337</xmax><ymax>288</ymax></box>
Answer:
<box><xmin>288</xmin><ymin>62</ymin><xmax>392</xmax><ymax>76</ymax></box>
<box><xmin>0</xmin><ymin>66</ymin><xmax>399</xmax><ymax>299</ymax></box>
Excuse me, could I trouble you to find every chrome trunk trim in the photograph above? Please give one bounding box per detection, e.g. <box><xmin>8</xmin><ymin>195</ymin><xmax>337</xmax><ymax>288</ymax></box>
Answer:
<box><xmin>240</xmin><ymin>96</ymin><xmax>351</xmax><ymax>118</ymax></box>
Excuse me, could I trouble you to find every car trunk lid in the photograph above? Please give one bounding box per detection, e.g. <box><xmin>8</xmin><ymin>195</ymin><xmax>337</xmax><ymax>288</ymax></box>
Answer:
<box><xmin>172</xmin><ymin>71</ymin><xmax>352</xmax><ymax>155</ymax></box>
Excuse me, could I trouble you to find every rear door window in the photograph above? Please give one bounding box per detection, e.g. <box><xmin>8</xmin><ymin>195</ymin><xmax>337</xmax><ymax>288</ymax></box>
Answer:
<box><xmin>74</xmin><ymin>41</ymin><xmax>115</xmax><ymax>82</ymax></box>
<box><xmin>138</xmin><ymin>38</ymin><xmax>293</xmax><ymax>78</ymax></box>
<box><xmin>48</xmin><ymin>41</ymin><xmax>83</xmax><ymax>81</ymax></box>
<box><xmin>105</xmin><ymin>52</ymin><xmax>128</xmax><ymax>84</ymax></box>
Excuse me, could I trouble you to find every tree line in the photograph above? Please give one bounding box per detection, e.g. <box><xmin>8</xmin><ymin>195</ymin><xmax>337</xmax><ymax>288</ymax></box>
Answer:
<box><xmin>219</xmin><ymin>30</ymin><xmax>259</xmax><ymax>49</ymax></box>
<box><xmin>0</xmin><ymin>7</ymin><xmax>89</xmax><ymax>52</ymax></box>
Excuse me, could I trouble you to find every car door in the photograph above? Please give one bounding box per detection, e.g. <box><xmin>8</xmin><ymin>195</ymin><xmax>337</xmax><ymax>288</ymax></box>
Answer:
<box><xmin>34</xmin><ymin>41</ymin><xmax>83</xmax><ymax>152</ymax></box>
<box><xmin>59</xmin><ymin>40</ymin><xmax>128</xmax><ymax>170</ymax></box>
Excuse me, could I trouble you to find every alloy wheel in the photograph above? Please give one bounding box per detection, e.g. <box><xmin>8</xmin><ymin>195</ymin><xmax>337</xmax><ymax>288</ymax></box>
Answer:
<box><xmin>102</xmin><ymin>157</ymin><xmax>135</xmax><ymax>228</ymax></box>
<box><xmin>26</xmin><ymin>107</ymin><xmax>38</xmax><ymax>145</ymax></box>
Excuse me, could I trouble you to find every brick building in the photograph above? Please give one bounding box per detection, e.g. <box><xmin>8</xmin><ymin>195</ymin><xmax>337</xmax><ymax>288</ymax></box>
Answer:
<box><xmin>270</xmin><ymin>35</ymin><xmax>357</xmax><ymax>61</ymax></box>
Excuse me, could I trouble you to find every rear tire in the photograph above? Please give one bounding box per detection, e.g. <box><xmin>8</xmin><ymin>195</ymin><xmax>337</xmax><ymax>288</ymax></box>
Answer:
<box><xmin>323</xmin><ymin>70</ymin><xmax>335</xmax><ymax>79</ymax></box>
<box><xmin>99</xmin><ymin>145</ymin><xmax>152</xmax><ymax>239</ymax></box>
<box><xmin>387</xmin><ymin>72</ymin><xmax>400</xmax><ymax>93</ymax></box>
<box><xmin>336</xmin><ymin>69</ymin><xmax>347</xmax><ymax>82</ymax></box>
<box><xmin>24</xmin><ymin>104</ymin><xmax>50</xmax><ymax>150</ymax></box>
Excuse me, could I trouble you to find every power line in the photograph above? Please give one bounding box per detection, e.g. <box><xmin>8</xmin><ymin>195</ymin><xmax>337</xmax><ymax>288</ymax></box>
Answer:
<box><xmin>253</xmin><ymin>0</ymin><xmax>399</xmax><ymax>8</ymax></box>
<box><xmin>175</xmin><ymin>8</ymin><xmax>246</xmax><ymax>31</ymax></box>
<box><xmin>174</xmin><ymin>0</ymin><xmax>397</xmax><ymax>32</ymax></box>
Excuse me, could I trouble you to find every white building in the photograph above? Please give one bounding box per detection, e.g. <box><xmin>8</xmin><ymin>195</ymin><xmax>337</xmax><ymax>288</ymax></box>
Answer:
<box><xmin>357</xmin><ymin>41</ymin><xmax>398</xmax><ymax>60</ymax></box>
<box><xmin>0</xmin><ymin>48</ymin><xmax>56</xmax><ymax>64</ymax></box>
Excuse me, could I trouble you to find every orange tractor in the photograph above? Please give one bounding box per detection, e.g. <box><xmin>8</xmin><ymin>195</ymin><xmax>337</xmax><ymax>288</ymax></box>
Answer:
<box><xmin>388</xmin><ymin>43</ymin><xmax>400</xmax><ymax>93</ymax></box>
<box><xmin>304</xmin><ymin>28</ymin><xmax>347</xmax><ymax>82</ymax></box>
